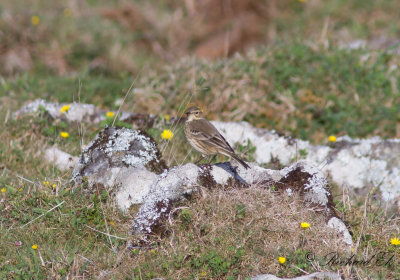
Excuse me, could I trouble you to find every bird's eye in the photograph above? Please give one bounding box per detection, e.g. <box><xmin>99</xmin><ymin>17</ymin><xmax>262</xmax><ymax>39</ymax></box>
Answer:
<box><xmin>195</xmin><ymin>112</ymin><xmax>199</xmax><ymax>115</ymax></box>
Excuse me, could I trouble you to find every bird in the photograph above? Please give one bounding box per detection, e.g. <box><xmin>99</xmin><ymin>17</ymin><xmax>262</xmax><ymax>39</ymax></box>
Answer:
<box><xmin>184</xmin><ymin>106</ymin><xmax>250</xmax><ymax>169</ymax></box>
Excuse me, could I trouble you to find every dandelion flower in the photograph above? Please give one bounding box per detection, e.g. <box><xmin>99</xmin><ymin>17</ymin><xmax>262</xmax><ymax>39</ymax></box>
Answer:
<box><xmin>60</xmin><ymin>132</ymin><xmax>69</xmax><ymax>138</ymax></box>
<box><xmin>391</xmin><ymin>237</ymin><xmax>400</xmax><ymax>246</ymax></box>
<box><xmin>60</xmin><ymin>104</ymin><xmax>71</xmax><ymax>113</ymax></box>
<box><xmin>164</xmin><ymin>115</ymin><xmax>170</xmax><ymax>121</ymax></box>
<box><xmin>52</xmin><ymin>184</ymin><xmax>57</xmax><ymax>190</ymax></box>
<box><xmin>150</xmin><ymin>249</ymin><xmax>157</xmax><ymax>255</ymax></box>
<box><xmin>370</xmin><ymin>187</ymin><xmax>375</xmax><ymax>194</ymax></box>
<box><xmin>161</xmin><ymin>129</ymin><xmax>173</xmax><ymax>140</ymax></box>
<box><xmin>18</xmin><ymin>187</ymin><xmax>23</xmax><ymax>192</ymax></box>
<box><xmin>1</xmin><ymin>188</ymin><xmax>6</xmax><ymax>193</ymax></box>
<box><xmin>328</xmin><ymin>135</ymin><xmax>337</xmax><ymax>142</ymax></box>
<box><xmin>301</xmin><ymin>222</ymin><xmax>310</xmax><ymax>229</ymax></box>
<box><xmin>32</xmin><ymin>244</ymin><xmax>38</xmax><ymax>250</ymax></box>
<box><xmin>31</xmin><ymin>16</ymin><xmax>40</xmax><ymax>26</ymax></box>
<box><xmin>278</xmin><ymin>257</ymin><xmax>286</xmax><ymax>264</ymax></box>
<box><xmin>106</xmin><ymin>111</ymin><xmax>115</xmax><ymax>118</ymax></box>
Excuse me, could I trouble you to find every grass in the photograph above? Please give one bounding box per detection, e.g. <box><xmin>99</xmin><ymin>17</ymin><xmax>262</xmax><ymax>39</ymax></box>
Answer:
<box><xmin>2</xmin><ymin>159</ymin><xmax>400</xmax><ymax>279</ymax></box>
<box><xmin>3</xmin><ymin>44</ymin><xmax>400</xmax><ymax>144</ymax></box>
<box><xmin>2</xmin><ymin>0</ymin><xmax>400</xmax><ymax>278</ymax></box>
<box><xmin>1</xmin><ymin>43</ymin><xmax>400</xmax><ymax>278</ymax></box>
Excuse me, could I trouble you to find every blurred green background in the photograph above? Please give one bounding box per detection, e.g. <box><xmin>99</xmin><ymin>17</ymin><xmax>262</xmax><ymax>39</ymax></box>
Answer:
<box><xmin>1</xmin><ymin>0</ymin><xmax>400</xmax><ymax>142</ymax></box>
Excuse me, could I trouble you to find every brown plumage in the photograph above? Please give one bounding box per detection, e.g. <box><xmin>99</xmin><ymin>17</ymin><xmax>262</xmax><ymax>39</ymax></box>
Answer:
<box><xmin>184</xmin><ymin>106</ymin><xmax>250</xmax><ymax>169</ymax></box>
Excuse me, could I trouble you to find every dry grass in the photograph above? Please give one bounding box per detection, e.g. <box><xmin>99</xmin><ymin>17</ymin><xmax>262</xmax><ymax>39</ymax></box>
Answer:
<box><xmin>2</xmin><ymin>1</ymin><xmax>400</xmax><ymax>277</ymax></box>
<box><xmin>118</xmin><ymin>186</ymin><xmax>348</xmax><ymax>278</ymax></box>
<box><xmin>110</xmin><ymin>184</ymin><xmax>400</xmax><ymax>279</ymax></box>
<box><xmin>1</xmin><ymin>106</ymin><xmax>400</xmax><ymax>278</ymax></box>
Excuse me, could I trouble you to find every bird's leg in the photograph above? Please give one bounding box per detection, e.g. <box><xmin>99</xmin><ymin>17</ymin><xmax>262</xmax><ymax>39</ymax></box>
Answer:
<box><xmin>195</xmin><ymin>155</ymin><xmax>206</xmax><ymax>164</ymax></box>
<box><xmin>208</xmin><ymin>155</ymin><xmax>217</xmax><ymax>164</ymax></box>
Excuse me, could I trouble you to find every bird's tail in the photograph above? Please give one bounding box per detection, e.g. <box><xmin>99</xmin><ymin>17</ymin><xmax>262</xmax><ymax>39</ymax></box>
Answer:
<box><xmin>231</xmin><ymin>153</ymin><xmax>250</xmax><ymax>169</ymax></box>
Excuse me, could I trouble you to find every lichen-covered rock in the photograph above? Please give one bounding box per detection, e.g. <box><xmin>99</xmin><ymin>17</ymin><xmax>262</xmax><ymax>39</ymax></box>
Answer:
<box><xmin>327</xmin><ymin>217</ymin><xmax>353</xmax><ymax>247</ymax></box>
<box><xmin>18</xmin><ymin>100</ymin><xmax>400</xmax><ymax>201</ymax></box>
<box><xmin>325</xmin><ymin>136</ymin><xmax>400</xmax><ymax>201</ymax></box>
<box><xmin>14</xmin><ymin>99</ymin><xmax>102</xmax><ymax>123</ymax></box>
<box><xmin>71</xmin><ymin>126</ymin><xmax>167</xmax><ymax>208</ymax></box>
<box><xmin>212</xmin><ymin>121</ymin><xmax>400</xmax><ymax>202</ymax></box>
<box><xmin>251</xmin><ymin>272</ymin><xmax>342</xmax><ymax>280</ymax></box>
<box><xmin>44</xmin><ymin>146</ymin><xmax>78</xmax><ymax>171</ymax></box>
<box><xmin>132</xmin><ymin>163</ymin><xmax>201</xmax><ymax>235</ymax></box>
<box><xmin>131</xmin><ymin>160</ymin><xmax>353</xmax><ymax>250</ymax></box>
<box><xmin>64</xmin><ymin>121</ymin><xmax>351</xmax><ymax>249</ymax></box>
<box><xmin>14</xmin><ymin>99</ymin><xmax>163</xmax><ymax>128</ymax></box>
<box><xmin>278</xmin><ymin>161</ymin><xmax>333</xmax><ymax>214</ymax></box>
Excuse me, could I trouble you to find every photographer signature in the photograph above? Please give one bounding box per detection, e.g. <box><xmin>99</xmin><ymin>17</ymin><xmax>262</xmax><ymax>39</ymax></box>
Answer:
<box><xmin>306</xmin><ymin>251</ymin><xmax>396</xmax><ymax>267</ymax></box>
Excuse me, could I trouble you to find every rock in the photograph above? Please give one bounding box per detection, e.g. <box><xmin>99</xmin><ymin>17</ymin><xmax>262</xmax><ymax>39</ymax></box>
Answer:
<box><xmin>66</xmin><ymin>124</ymin><xmax>351</xmax><ymax>249</ymax></box>
<box><xmin>327</xmin><ymin>217</ymin><xmax>353</xmax><ymax>247</ymax></box>
<box><xmin>14</xmin><ymin>99</ymin><xmax>162</xmax><ymax>128</ymax></box>
<box><xmin>279</xmin><ymin>161</ymin><xmax>331</xmax><ymax>207</ymax></box>
<box><xmin>44</xmin><ymin>146</ymin><xmax>78</xmax><ymax>171</ymax></box>
<box><xmin>16</xmin><ymin>100</ymin><xmax>400</xmax><ymax>201</ymax></box>
<box><xmin>115</xmin><ymin>167</ymin><xmax>158</xmax><ymax>210</ymax></box>
<box><xmin>212</xmin><ymin>121</ymin><xmax>400</xmax><ymax>202</ymax></box>
<box><xmin>71</xmin><ymin>126</ymin><xmax>167</xmax><ymax>210</ymax></box>
<box><xmin>14</xmin><ymin>99</ymin><xmax>102</xmax><ymax>123</ymax></box>
<box><xmin>251</xmin><ymin>272</ymin><xmax>342</xmax><ymax>280</ymax></box>
<box><xmin>130</xmin><ymin>160</ymin><xmax>352</xmax><ymax>250</ymax></box>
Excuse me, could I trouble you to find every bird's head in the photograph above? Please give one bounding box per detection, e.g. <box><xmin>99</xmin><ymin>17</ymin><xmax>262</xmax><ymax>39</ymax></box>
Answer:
<box><xmin>185</xmin><ymin>106</ymin><xmax>203</xmax><ymax>121</ymax></box>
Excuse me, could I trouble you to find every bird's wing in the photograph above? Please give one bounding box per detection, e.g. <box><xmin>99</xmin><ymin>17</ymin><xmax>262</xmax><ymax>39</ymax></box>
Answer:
<box><xmin>189</xmin><ymin>119</ymin><xmax>235</xmax><ymax>154</ymax></box>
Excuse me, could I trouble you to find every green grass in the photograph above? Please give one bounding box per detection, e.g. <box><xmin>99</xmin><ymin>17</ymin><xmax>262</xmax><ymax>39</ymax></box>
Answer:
<box><xmin>3</xmin><ymin>44</ymin><xmax>399</xmax><ymax>143</ymax></box>
<box><xmin>2</xmin><ymin>0</ymin><xmax>400</xmax><ymax>278</ymax></box>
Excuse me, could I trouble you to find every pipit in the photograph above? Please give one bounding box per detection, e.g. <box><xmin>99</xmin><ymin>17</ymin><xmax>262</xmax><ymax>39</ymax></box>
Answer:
<box><xmin>184</xmin><ymin>106</ymin><xmax>250</xmax><ymax>169</ymax></box>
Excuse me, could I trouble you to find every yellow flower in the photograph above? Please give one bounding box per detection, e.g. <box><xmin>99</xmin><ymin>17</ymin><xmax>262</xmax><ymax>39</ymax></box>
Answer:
<box><xmin>106</xmin><ymin>111</ymin><xmax>115</xmax><ymax>118</ymax></box>
<box><xmin>31</xmin><ymin>16</ymin><xmax>40</xmax><ymax>26</ymax></box>
<box><xmin>1</xmin><ymin>188</ymin><xmax>6</xmax><ymax>193</ymax></box>
<box><xmin>32</xmin><ymin>244</ymin><xmax>38</xmax><ymax>250</ymax></box>
<box><xmin>370</xmin><ymin>187</ymin><xmax>375</xmax><ymax>194</ymax></box>
<box><xmin>278</xmin><ymin>257</ymin><xmax>286</xmax><ymax>264</ymax></box>
<box><xmin>65</xmin><ymin>188</ymin><xmax>70</xmax><ymax>192</ymax></box>
<box><xmin>328</xmin><ymin>135</ymin><xmax>337</xmax><ymax>142</ymax></box>
<box><xmin>18</xmin><ymin>187</ymin><xmax>23</xmax><ymax>192</ymax></box>
<box><xmin>391</xmin><ymin>237</ymin><xmax>400</xmax><ymax>246</ymax></box>
<box><xmin>52</xmin><ymin>184</ymin><xmax>57</xmax><ymax>190</ymax></box>
<box><xmin>60</xmin><ymin>132</ymin><xmax>69</xmax><ymax>138</ymax></box>
<box><xmin>301</xmin><ymin>222</ymin><xmax>310</xmax><ymax>229</ymax></box>
<box><xmin>63</xmin><ymin>8</ymin><xmax>72</xmax><ymax>17</ymax></box>
<box><xmin>60</xmin><ymin>104</ymin><xmax>71</xmax><ymax>113</ymax></box>
<box><xmin>161</xmin><ymin>129</ymin><xmax>174</xmax><ymax>140</ymax></box>
<box><xmin>164</xmin><ymin>115</ymin><xmax>170</xmax><ymax>121</ymax></box>
<box><xmin>200</xmin><ymin>270</ymin><xmax>207</xmax><ymax>277</ymax></box>
<box><xmin>150</xmin><ymin>249</ymin><xmax>157</xmax><ymax>255</ymax></box>
<box><xmin>110</xmin><ymin>220</ymin><xmax>115</xmax><ymax>227</ymax></box>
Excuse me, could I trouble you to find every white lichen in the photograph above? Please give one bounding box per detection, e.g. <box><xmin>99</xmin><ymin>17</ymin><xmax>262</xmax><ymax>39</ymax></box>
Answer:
<box><xmin>44</xmin><ymin>146</ymin><xmax>78</xmax><ymax>171</ymax></box>
<box><xmin>327</xmin><ymin>217</ymin><xmax>354</xmax><ymax>248</ymax></box>
<box><xmin>213</xmin><ymin>121</ymin><xmax>400</xmax><ymax>202</ymax></box>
